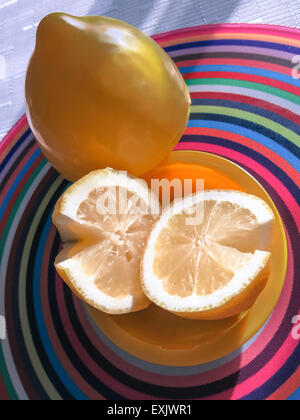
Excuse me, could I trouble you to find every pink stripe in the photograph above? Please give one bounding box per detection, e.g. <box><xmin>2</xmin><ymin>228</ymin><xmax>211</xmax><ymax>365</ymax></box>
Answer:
<box><xmin>153</xmin><ymin>23</ymin><xmax>300</xmax><ymax>43</ymax></box>
<box><xmin>175</xmin><ymin>143</ymin><xmax>300</xmax><ymax>232</ymax></box>
<box><xmin>0</xmin><ymin>115</ymin><xmax>28</xmax><ymax>155</ymax></box>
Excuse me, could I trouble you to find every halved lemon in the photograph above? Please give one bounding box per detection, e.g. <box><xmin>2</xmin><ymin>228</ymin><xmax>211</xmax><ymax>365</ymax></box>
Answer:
<box><xmin>53</xmin><ymin>168</ymin><xmax>160</xmax><ymax>314</ymax></box>
<box><xmin>142</xmin><ymin>190</ymin><xmax>275</xmax><ymax>320</ymax></box>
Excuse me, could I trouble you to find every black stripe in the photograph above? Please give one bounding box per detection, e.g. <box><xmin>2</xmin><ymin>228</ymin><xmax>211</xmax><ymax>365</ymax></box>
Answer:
<box><xmin>164</xmin><ymin>39</ymin><xmax>300</xmax><ymax>55</ymax></box>
<box><xmin>172</xmin><ymin>51</ymin><xmax>295</xmax><ymax>68</ymax></box>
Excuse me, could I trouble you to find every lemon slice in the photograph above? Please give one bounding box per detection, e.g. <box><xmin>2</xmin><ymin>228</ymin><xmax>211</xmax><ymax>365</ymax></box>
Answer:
<box><xmin>142</xmin><ymin>190</ymin><xmax>275</xmax><ymax>320</ymax></box>
<box><xmin>53</xmin><ymin>168</ymin><xmax>160</xmax><ymax>314</ymax></box>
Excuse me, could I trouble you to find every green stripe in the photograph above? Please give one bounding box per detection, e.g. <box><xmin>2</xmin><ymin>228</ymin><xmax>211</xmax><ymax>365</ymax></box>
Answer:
<box><xmin>186</xmin><ymin>78</ymin><xmax>300</xmax><ymax>106</ymax></box>
<box><xmin>0</xmin><ymin>159</ymin><xmax>48</xmax><ymax>400</ymax></box>
<box><xmin>191</xmin><ymin>105</ymin><xmax>300</xmax><ymax>146</ymax></box>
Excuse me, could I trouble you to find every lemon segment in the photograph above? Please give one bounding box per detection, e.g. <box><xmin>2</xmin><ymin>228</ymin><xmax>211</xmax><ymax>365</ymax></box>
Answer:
<box><xmin>142</xmin><ymin>190</ymin><xmax>274</xmax><ymax>320</ymax></box>
<box><xmin>53</xmin><ymin>168</ymin><xmax>160</xmax><ymax>314</ymax></box>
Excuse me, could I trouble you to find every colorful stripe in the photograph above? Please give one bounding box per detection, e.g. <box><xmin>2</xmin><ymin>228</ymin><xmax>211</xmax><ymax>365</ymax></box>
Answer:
<box><xmin>0</xmin><ymin>23</ymin><xmax>299</xmax><ymax>400</ymax></box>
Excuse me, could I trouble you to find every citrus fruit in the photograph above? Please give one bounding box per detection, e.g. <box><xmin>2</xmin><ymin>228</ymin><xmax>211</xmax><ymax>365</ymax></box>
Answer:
<box><xmin>142</xmin><ymin>190</ymin><xmax>275</xmax><ymax>320</ymax></box>
<box><xmin>25</xmin><ymin>13</ymin><xmax>190</xmax><ymax>182</ymax></box>
<box><xmin>52</xmin><ymin>168</ymin><xmax>160</xmax><ymax>314</ymax></box>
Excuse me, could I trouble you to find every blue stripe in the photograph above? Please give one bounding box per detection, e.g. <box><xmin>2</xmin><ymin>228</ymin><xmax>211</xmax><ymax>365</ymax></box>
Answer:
<box><xmin>187</xmin><ymin>117</ymin><xmax>300</xmax><ymax>166</ymax></box>
<box><xmin>33</xmin><ymin>211</ymin><xmax>88</xmax><ymax>400</ymax></box>
<box><xmin>0</xmin><ymin>148</ymin><xmax>41</xmax><ymax>220</ymax></box>
<box><xmin>288</xmin><ymin>387</ymin><xmax>300</xmax><ymax>400</ymax></box>
<box><xmin>164</xmin><ymin>39</ymin><xmax>300</xmax><ymax>55</ymax></box>
<box><xmin>191</xmin><ymin>98</ymin><xmax>300</xmax><ymax>136</ymax></box>
<box><xmin>180</xmin><ymin>64</ymin><xmax>300</xmax><ymax>88</ymax></box>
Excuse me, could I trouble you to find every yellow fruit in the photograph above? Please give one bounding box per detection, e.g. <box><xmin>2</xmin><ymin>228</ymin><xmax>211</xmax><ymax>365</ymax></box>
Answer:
<box><xmin>142</xmin><ymin>190</ymin><xmax>275</xmax><ymax>320</ymax></box>
<box><xmin>53</xmin><ymin>168</ymin><xmax>160</xmax><ymax>314</ymax></box>
<box><xmin>25</xmin><ymin>13</ymin><xmax>190</xmax><ymax>181</ymax></box>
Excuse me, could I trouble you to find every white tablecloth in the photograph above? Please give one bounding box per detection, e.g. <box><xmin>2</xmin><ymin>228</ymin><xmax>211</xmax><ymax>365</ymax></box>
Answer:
<box><xmin>0</xmin><ymin>0</ymin><xmax>299</xmax><ymax>142</ymax></box>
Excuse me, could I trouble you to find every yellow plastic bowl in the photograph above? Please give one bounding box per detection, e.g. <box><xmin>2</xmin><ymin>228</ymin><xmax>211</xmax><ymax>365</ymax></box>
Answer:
<box><xmin>88</xmin><ymin>151</ymin><xmax>287</xmax><ymax>366</ymax></box>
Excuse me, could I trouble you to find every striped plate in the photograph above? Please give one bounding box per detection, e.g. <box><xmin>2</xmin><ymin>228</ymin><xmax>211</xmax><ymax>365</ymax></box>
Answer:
<box><xmin>0</xmin><ymin>23</ymin><xmax>299</xmax><ymax>400</ymax></box>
